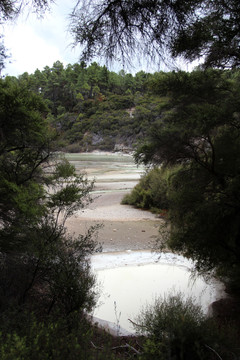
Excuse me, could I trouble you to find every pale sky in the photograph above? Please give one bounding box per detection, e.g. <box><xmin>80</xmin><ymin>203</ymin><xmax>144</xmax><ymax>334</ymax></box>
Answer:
<box><xmin>2</xmin><ymin>1</ymin><xmax>81</xmax><ymax>77</ymax></box>
<box><xmin>1</xmin><ymin>1</ymin><xmax>196</xmax><ymax>77</ymax></box>
<box><xmin>1</xmin><ymin>0</ymin><xmax>138</xmax><ymax>77</ymax></box>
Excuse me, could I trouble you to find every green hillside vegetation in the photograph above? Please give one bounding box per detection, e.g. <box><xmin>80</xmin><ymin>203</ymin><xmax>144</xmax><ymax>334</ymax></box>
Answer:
<box><xmin>16</xmin><ymin>61</ymin><xmax>169</xmax><ymax>152</ymax></box>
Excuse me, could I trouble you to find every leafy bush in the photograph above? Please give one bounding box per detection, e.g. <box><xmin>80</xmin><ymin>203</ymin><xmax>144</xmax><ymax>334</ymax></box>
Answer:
<box><xmin>122</xmin><ymin>167</ymin><xmax>169</xmax><ymax>213</ymax></box>
<box><xmin>0</xmin><ymin>312</ymin><xmax>120</xmax><ymax>360</ymax></box>
<box><xmin>64</xmin><ymin>142</ymin><xmax>84</xmax><ymax>153</ymax></box>
<box><xmin>134</xmin><ymin>293</ymin><xmax>239</xmax><ymax>360</ymax></box>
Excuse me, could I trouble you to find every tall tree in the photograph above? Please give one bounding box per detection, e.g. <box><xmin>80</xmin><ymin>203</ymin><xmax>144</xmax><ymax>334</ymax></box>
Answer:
<box><xmin>136</xmin><ymin>69</ymin><xmax>240</xmax><ymax>291</ymax></box>
<box><xmin>70</xmin><ymin>0</ymin><xmax>240</xmax><ymax>69</ymax></box>
<box><xmin>0</xmin><ymin>0</ymin><xmax>53</xmax><ymax>20</ymax></box>
<box><xmin>0</xmin><ymin>36</ymin><xmax>8</xmax><ymax>77</ymax></box>
<box><xmin>0</xmin><ymin>76</ymin><xmax>98</xmax><ymax>315</ymax></box>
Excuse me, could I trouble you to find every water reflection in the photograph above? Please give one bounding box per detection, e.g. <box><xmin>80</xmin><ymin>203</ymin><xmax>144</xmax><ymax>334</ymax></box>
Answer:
<box><xmin>64</xmin><ymin>154</ymin><xmax>222</xmax><ymax>333</ymax></box>
<box><xmin>92</xmin><ymin>251</ymin><xmax>221</xmax><ymax>333</ymax></box>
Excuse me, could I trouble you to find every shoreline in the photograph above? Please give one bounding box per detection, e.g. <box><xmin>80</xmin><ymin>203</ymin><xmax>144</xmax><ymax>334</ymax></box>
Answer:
<box><xmin>66</xmin><ymin>218</ymin><xmax>162</xmax><ymax>252</ymax></box>
<box><xmin>64</xmin><ymin>152</ymin><xmax>230</xmax><ymax>338</ymax></box>
<box><xmin>66</xmin><ymin>189</ymin><xmax>163</xmax><ymax>252</ymax></box>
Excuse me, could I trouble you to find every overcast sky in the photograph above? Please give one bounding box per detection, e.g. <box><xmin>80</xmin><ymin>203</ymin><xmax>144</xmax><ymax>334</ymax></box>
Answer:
<box><xmin>1</xmin><ymin>1</ymin><xmax>83</xmax><ymax>77</ymax></box>
<box><xmin>1</xmin><ymin>0</ymin><xmax>144</xmax><ymax>77</ymax></box>
<box><xmin>1</xmin><ymin>1</ymin><xmax>196</xmax><ymax>77</ymax></box>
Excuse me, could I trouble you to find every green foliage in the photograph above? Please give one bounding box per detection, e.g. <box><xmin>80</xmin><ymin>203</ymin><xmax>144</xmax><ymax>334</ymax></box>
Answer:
<box><xmin>135</xmin><ymin>68</ymin><xmax>240</xmax><ymax>292</ymax></box>
<box><xmin>172</xmin><ymin>0</ymin><xmax>240</xmax><ymax>69</ymax></box>
<box><xmin>14</xmin><ymin>61</ymin><xmax>170</xmax><ymax>152</ymax></box>
<box><xmin>0</xmin><ymin>77</ymin><xmax>52</xmax><ymax>250</ymax></box>
<box><xmin>135</xmin><ymin>293</ymin><xmax>239</xmax><ymax>360</ymax></box>
<box><xmin>122</xmin><ymin>167</ymin><xmax>170</xmax><ymax>213</ymax></box>
<box><xmin>0</xmin><ymin>76</ymin><xmax>100</xmax><ymax>344</ymax></box>
<box><xmin>0</xmin><ymin>312</ymin><xmax>120</xmax><ymax>360</ymax></box>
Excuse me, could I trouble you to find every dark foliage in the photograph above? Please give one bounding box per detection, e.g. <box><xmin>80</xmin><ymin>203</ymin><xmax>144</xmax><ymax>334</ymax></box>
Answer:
<box><xmin>70</xmin><ymin>0</ymin><xmax>240</xmax><ymax>69</ymax></box>
<box><xmin>135</xmin><ymin>293</ymin><xmax>240</xmax><ymax>360</ymax></box>
<box><xmin>135</xmin><ymin>69</ymin><xmax>240</xmax><ymax>292</ymax></box>
<box><xmin>0</xmin><ymin>77</ymin><xmax>100</xmax><ymax>358</ymax></box>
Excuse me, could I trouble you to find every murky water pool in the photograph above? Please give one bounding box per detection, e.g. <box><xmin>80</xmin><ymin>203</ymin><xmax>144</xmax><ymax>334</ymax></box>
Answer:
<box><xmin>64</xmin><ymin>153</ymin><xmax>222</xmax><ymax>334</ymax></box>
<box><xmin>65</xmin><ymin>152</ymin><xmax>143</xmax><ymax>183</ymax></box>
<box><xmin>91</xmin><ymin>251</ymin><xmax>222</xmax><ymax>334</ymax></box>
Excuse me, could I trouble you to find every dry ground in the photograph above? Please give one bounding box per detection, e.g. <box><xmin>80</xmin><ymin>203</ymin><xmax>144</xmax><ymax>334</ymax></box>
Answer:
<box><xmin>66</xmin><ymin>190</ymin><xmax>163</xmax><ymax>252</ymax></box>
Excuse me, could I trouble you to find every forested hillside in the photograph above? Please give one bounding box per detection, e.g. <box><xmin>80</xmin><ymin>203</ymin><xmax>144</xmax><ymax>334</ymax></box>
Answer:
<box><xmin>16</xmin><ymin>61</ymin><xmax>168</xmax><ymax>152</ymax></box>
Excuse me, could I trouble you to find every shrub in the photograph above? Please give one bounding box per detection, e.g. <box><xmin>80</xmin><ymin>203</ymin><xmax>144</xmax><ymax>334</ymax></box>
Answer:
<box><xmin>122</xmin><ymin>167</ymin><xmax>169</xmax><ymax>212</ymax></box>
<box><xmin>134</xmin><ymin>293</ymin><xmax>239</xmax><ymax>360</ymax></box>
<box><xmin>0</xmin><ymin>312</ymin><xmax>120</xmax><ymax>360</ymax></box>
<box><xmin>64</xmin><ymin>142</ymin><xmax>84</xmax><ymax>153</ymax></box>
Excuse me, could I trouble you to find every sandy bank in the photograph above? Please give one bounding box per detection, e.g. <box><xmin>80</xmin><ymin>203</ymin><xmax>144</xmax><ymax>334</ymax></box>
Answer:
<box><xmin>66</xmin><ymin>191</ymin><xmax>163</xmax><ymax>252</ymax></box>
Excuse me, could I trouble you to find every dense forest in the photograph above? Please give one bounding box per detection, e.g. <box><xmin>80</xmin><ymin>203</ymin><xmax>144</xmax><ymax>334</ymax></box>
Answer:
<box><xmin>14</xmin><ymin>61</ymin><xmax>169</xmax><ymax>152</ymax></box>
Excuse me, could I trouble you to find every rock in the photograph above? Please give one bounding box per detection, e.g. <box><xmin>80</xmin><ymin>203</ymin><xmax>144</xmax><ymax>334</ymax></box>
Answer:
<box><xmin>209</xmin><ymin>297</ymin><xmax>240</xmax><ymax>322</ymax></box>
